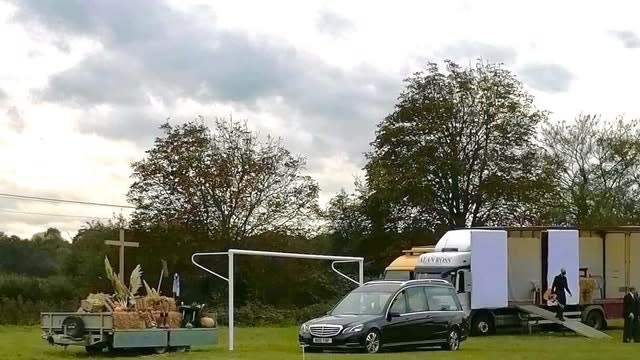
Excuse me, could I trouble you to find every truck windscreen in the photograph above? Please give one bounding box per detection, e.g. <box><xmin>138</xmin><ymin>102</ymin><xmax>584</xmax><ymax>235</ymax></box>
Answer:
<box><xmin>384</xmin><ymin>270</ymin><xmax>411</xmax><ymax>280</ymax></box>
<box><xmin>415</xmin><ymin>267</ymin><xmax>457</xmax><ymax>285</ymax></box>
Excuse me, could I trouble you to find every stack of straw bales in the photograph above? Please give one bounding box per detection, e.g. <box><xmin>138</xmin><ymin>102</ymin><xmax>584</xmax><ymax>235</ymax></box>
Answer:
<box><xmin>580</xmin><ymin>277</ymin><xmax>597</xmax><ymax>304</ymax></box>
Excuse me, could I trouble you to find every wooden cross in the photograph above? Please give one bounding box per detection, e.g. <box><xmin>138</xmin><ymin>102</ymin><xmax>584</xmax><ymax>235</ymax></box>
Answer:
<box><xmin>105</xmin><ymin>229</ymin><xmax>139</xmax><ymax>283</ymax></box>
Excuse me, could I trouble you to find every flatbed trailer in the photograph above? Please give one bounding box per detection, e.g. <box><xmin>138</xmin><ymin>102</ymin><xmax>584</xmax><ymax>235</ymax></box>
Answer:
<box><xmin>41</xmin><ymin>311</ymin><xmax>218</xmax><ymax>354</ymax></box>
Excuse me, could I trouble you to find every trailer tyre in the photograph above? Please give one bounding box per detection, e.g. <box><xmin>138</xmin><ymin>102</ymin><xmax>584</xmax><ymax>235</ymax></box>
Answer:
<box><xmin>584</xmin><ymin>309</ymin><xmax>605</xmax><ymax>330</ymax></box>
<box><xmin>471</xmin><ymin>313</ymin><xmax>493</xmax><ymax>336</ymax></box>
<box><xmin>153</xmin><ymin>347</ymin><xmax>168</xmax><ymax>354</ymax></box>
<box><xmin>85</xmin><ymin>345</ymin><xmax>103</xmax><ymax>354</ymax></box>
<box><xmin>62</xmin><ymin>316</ymin><xmax>85</xmax><ymax>339</ymax></box>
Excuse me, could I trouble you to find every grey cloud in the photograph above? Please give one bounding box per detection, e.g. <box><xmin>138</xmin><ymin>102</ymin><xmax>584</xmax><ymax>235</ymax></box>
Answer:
<box><xmin>316</xmin><ymin>9</ymin><xmax>355</xmax><ymax>38</ymax></box>
<box><xmin>0</xmin><ymin>88</ymin><xmax>7</xmax><ymax>102</ymax></box>
<box><xmin>16</xmin><ymin>0</ymin><xmax>400</xmax><ymax>159</ymax></box>
<box><xmin>76</xmin><ymin>106</ymin><xmax>165</xmax><ymax>146</ymax></box>
<box><xmin>611</xmin><ymin>30</ymin><xmax>640</xmax><ymax>49</ymax></box>
<box><xmin>519</xmin><ymin>63</ymin><xmax>574</xmax><ymax>93</ymax></box>
<box><xmin>437</xmin><ymin>41</ymin><xmax>518</xmax><ymax>65</ymax></box>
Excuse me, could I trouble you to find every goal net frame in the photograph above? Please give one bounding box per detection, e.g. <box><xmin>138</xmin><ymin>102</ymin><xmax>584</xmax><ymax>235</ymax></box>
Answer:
<box><xmin>191</xmin><ymin>249</ymin><xmax>364</xmax><ymax>350</ymax></box>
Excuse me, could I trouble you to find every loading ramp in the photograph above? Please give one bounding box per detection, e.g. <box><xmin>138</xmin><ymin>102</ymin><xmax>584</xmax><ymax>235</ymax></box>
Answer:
<box><xmin>515</xmin><ymin>304</ymin><xmax>611</xmax><ymax>339</ymax></box>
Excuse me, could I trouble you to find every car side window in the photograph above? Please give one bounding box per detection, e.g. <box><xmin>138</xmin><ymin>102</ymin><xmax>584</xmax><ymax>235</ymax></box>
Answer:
<box><xmin>405</xmin><ymin>287</ymin><xmax>428</xmax><ymax>312</ymax></box>
<box><xmin>425</xmin><ymin>286</ymin><xmax>461</xmax><ymax>311</ymax></box>
<box><xmin>389</xmin><ymin>291</ymin><xmax>407</xmax><ymax>314</ymax></box>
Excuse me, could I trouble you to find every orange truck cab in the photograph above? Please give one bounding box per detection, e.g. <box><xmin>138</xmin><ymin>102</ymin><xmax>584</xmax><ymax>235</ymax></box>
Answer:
<box><xmin>383</xmin><ymin>246</ymin><xmax>436</xmax><ymax>280</ymax></box>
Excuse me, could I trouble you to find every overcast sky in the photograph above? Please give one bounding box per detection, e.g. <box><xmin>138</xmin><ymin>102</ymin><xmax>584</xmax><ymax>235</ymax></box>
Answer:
<box><xmin>2</xmin><ymin>0</ymin><xmax>640</xmax><ymax>239</ymax></box>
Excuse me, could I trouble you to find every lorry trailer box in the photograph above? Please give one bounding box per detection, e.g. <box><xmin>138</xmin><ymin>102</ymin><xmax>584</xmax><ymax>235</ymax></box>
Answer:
<box><xmin>410</xmin><ymin>227</ymin><xmax>640</xmax><ymax>335</ymax></box>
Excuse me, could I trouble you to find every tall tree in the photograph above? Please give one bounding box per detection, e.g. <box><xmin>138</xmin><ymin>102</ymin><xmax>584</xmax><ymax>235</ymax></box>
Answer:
<box><xmin>542</xmin><ymin>114</ymin><xmax>640</xmax><ymax>225</ymax></box>
<box><xmin>365</xmin><ymin>60</ymin><xmax>556</xmax><ymax>229</ymax></box>
<box><xmin>128</xmin><ymin>118</ymin><xmax>319</xmax><ymax>248</ymax></box>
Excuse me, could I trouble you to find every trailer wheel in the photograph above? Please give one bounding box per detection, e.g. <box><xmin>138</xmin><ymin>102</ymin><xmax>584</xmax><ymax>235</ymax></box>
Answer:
<box><xmin>61</xmin><ymin>316</ymin><xmax>85</xmax><ymax>339</ymax></box>
<box><xmin>584</xmin><ymin>310</ymin><xmax>605</xmax><ymax>330</ymax></box>
<box><xmin>85</xmin><ymin>345</ymin><xmax>103</xmax><ymax>354</ymax></box>
<box><xmin>471</xmin><ymin>313</ymin><xmax>493</xmax><ymax>336</ymax></box>
<box><xmin>153</xmin><ymin>346</ymin><xmax>168</xmax><ymax>354</ymax></box>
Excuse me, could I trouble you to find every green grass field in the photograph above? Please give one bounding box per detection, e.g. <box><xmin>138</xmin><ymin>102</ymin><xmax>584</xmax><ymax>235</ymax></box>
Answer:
<box><xmin>0</xmin><ymin>325</ymin><xmax>639</xmax><ymax>360</ymax></box>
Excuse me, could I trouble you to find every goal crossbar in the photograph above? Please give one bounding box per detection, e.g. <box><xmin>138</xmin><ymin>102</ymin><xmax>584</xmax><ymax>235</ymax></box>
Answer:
<box><xmin>191</xmin><ymin>249</ymin><xmax>365</xmax><ymax>351</ymax></box>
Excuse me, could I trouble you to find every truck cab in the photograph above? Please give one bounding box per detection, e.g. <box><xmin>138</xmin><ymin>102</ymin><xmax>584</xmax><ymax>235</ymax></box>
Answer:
<box><xmin>383</xmin><ymin>246</ymin><xmax>435</xmax><ymax>280</ymax></box>
<box><xmin>415</xmin><ymin>251</ymin><xmax>472</xmax><ymax>315</ymax></box>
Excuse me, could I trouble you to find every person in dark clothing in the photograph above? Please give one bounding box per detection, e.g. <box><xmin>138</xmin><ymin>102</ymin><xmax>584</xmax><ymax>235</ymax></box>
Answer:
<box><xmin>623</xmin><ymin>286</ymin><xmax>637</xmax><ymax>343</ymax></box>
<box><xmin>551</xmin><ymin>268</ymin><xmax>572</xmax><ymax>321</ymax></box>
<box><xmin>633</xmin><ymin>288</ymin><xmax>640</xmax><ymax>342</ymax></box>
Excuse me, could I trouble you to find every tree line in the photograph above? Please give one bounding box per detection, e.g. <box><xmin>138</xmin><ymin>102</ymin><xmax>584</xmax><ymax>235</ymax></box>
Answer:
<box><xmin>2</xmin><ymin>59</ymin><xmax>640</xmax><ymax>325</ymax></box>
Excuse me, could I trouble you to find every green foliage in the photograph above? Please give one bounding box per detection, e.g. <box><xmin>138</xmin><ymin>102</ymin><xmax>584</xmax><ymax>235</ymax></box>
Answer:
<box><xmin>0</xmin><ymin>274</ymin><xmax>77</xmax><ymax>303</ymax></box>
<box><xmin>0</xmin><ymin>230</ymin><xmax>71</xmax><ymax>277</ymax></box>
<box><xmin>216</xmin><ymin>301</ymin><xmax>334</xmax><ymax>327</ymax></box>
<box><xmin>366</xmin><ymin>60</ymin><xmax>554</xmax><ymax>231</ymax></box>
<box><xmin>543</xmin><ymin>114</ymin><xmax>640</xmax><ymax>226</ymax></box>
<box><xmin>0</xmin><ymin>297</ymin><xmax>76</xmax><ymax>325</ymax></box>
<box><xmin>0</xmin><ymin>273</ymin><xmax>79</xmax><ymax>324</ymax></box>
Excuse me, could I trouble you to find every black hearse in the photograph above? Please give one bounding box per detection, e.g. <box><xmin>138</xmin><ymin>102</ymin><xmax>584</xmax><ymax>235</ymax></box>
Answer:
<box><xmin>298</xmin><ymin>279</ymin><xmax>469</xmax><ymax>354</ymax></box>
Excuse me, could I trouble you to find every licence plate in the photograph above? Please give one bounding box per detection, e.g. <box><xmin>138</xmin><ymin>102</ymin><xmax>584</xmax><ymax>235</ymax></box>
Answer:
<box><xmin>313</xmin><ymin>338</ymin><xmax>332</xmax><ymax>344</ymax></box>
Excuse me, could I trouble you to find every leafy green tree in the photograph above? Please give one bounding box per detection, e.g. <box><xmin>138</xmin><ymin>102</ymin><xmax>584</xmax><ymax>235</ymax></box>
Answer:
<box><xmin>542</xmin><ymin>114</ymin><xmax>640</xmax><ymax>225</ymax></box>
<box><xmin>365</xmin><ymin>60</ymin><xmax>557</xmax><ymax>230</ymax></box>
<box><xmin>31</xmin><ymin>228</ymin><xmax>72</xmax><ymax>274</ymax></box>
<box><xmin>0</xmin><ymin>230</ymin><xmax>72</xmax><ymax>277</ymax></box>
<box><xmin>128</xmin><ymin>118</ymin><xmax>320</xmax><ymax>249</ymax></box>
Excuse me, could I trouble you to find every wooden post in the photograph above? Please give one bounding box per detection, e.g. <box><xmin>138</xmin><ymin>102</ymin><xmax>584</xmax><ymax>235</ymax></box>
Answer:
<box><xmin>105</xmin><ymin>229</ymin><xmax>139</xmax><ymax>282</ymax></box>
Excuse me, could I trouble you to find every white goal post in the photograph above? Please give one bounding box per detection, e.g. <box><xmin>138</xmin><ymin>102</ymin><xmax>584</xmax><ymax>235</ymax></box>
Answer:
<box><xmin>191</xmin><ymin>249</ymin><xmax>365</xmax><ymax>351</ymax></box>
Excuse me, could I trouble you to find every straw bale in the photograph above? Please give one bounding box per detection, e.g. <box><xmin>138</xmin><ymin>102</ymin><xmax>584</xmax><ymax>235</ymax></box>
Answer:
<box><xmin>580</xmin><ymin>277</ymin><xmax>596</xmax><ymax>304</ymax></box>
<box><xmin>135</xmin><ymin>296</ymin><xmax>177</xmax><ymax>312</ymax></box>
<box><xmin>112</xmin><ymin>311</ymin><xmax>146</xmax><ymax>329</ymax></box>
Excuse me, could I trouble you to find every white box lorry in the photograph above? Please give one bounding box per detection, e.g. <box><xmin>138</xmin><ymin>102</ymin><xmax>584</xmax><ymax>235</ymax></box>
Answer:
<box><xmin>410</xmin><ymin>227</ymin><xmax>639</xmax><ymax>336</ymax></box>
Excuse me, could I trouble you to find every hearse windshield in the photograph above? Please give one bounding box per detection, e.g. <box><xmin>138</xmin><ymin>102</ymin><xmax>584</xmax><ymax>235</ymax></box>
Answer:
<box><xmin>331</xmin><ymin>284</ymin><xmax>399</xmax><ymax>316</ymax></box>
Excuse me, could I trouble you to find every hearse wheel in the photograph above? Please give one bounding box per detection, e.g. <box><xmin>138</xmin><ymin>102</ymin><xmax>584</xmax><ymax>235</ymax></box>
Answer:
<box><xmin>442</xmin><ymin>328</ymin><xmax>461</xmax><ymax>351</ymax></box>
<box><xmin>585</xmin><ymin>310</ymin><xmax>605</xmax><ymax>330</ymax></box>
<box><xmin>363</xmin><ymin>329</ymin><xmax>381</xmax><ymax>354</ymax></box>
<box><xmin>471</xmin><ymin>313</ymin><xmax>493</xmax><ymax>336</ymax></box>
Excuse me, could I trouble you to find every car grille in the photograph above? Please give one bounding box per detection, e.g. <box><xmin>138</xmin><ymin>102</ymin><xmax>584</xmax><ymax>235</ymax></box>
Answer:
<box><xmin>309</xmin><ymin>324</ymin><xmax>342</xmax><ymax>337</ymax></box>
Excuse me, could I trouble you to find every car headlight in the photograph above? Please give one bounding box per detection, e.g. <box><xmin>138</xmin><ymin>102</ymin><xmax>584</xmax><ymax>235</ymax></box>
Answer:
<box><xmin>300</xmin><ymin>323</ymin><xmax>310</xmax><ymax>334</ymax></box>
<box><xmin>343</xmin><ymin>324</ymin><xmax>364</xmax><ymax>334</ymax></box>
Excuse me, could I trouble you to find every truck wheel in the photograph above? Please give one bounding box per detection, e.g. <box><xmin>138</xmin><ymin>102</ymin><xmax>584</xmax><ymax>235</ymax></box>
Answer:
<box><xmin>471</xmin><ymin>313</ymin><xmax>493</xmax><ymax>336</ymax></box>
<box><xmin>584</xmin><ymin>310</ymin><xmax>605</xmax><ymax>330</ymax></box>
<box><xmin>62</xmin><ymin>316</ymin><xmax>85</xmax><ymax>339</ymax></box>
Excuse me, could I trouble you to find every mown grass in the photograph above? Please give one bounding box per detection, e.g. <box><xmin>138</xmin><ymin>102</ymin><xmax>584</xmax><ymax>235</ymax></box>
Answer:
<box><xmin>0</xmin><ymin>325</ymin><xmax>638</xmax><ymax>360</ymax></box>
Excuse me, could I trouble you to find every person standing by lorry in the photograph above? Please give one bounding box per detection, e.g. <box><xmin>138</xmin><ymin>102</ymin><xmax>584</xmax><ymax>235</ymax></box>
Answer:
<box><xmin>623</xmin><ymin>286</ymin><xmax>637</xmax><ymax>342</ymax></box>
<box><xmin>551</xmin><ymin>268</ymin><xmax>571</xmax><ymax>321</ymax></box>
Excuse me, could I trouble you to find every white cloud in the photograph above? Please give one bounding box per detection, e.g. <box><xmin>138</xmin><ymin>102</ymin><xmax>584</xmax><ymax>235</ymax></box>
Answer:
<box><xmin>3</xmin><ymin>0</ymin><xmax>640</xmax><ymax>238</ymax></box>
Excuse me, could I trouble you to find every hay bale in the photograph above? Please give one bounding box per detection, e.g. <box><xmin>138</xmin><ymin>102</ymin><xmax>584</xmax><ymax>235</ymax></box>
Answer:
<box><xmin>580</xmin><ymin>277</ymin><xmax>596</xmax><ymax>292</ymax></box>
<box><xmin>151</xmin><ymin>311</ymin><xmax>182</xmax><ymax>328</ymax></box>
<box><xmin>112</xmin><ymin>311</ymin><xmax>146</xmax><ymax>329</ymax></box>
<box><xmin>136</xmin><ymin>296</ymin><xmax>177</xmax><ymax>312</ymax></box>
<box><xmin>580</xmin><ymin>277</ymin><xmax>596</xmax><ymax>304</ymax></box>
<box><xmin>81</xmin><ymin>299</ymin><xmax>105</xmax><ymax>313</ymax></box>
